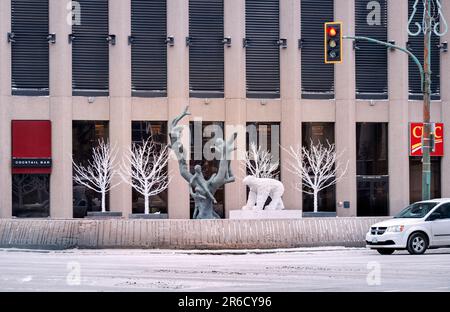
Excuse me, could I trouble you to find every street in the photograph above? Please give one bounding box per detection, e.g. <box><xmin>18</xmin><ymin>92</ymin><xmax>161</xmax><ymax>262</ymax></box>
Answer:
<box><xmin>1</xmin><ymin>247</ymin><xmax>450</xmax><ymax>292</ymax></box>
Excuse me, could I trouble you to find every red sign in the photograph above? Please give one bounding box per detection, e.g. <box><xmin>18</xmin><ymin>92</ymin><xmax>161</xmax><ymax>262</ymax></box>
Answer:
<box><xmin>12</xmin><ymin>120</ymin><xmax>52</xmax><ymax>174</ymax></box>
<box><xmin>410</xmin><ymin>122</ymin><xmax>444</xmax><ymax>156</ymax></box>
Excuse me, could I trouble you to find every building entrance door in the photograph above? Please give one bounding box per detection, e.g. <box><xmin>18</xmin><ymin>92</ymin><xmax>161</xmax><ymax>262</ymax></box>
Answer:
<box><xmin>357</xmin><ymin>175</ymin><xmax>389</xmax><ymax>216</ymax></box>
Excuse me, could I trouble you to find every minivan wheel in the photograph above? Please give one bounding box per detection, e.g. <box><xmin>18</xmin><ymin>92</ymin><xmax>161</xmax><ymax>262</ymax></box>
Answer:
<box><xmin>376</xmin><ymin>249</ymin><xmax>395</xmax><ymax>255</ymax></box>
<box><xmin>407</xmin><ymin>232</ymin><xmax>428</xmax><ymax>255</ymax></box>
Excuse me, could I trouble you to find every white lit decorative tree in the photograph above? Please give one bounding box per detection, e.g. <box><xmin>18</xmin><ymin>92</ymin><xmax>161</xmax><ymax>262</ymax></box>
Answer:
<box><xmin>286</xmin><ymin>140</ymin><xmax>348</xmax><ymax>213</ymax></box>
<box><xmin>242</xmin><ymin>142</ymin><xmax>279</xmax><ymax>179</ymax></box>
<box><xmin>72</xmin><ymin>139</ymin><xmax>119</xmax><ymax>213</ymax></box>
<box><xmin>119</xmin><ymin>138</ymin><xmax>171</xmax><ymax>215</ymax></box>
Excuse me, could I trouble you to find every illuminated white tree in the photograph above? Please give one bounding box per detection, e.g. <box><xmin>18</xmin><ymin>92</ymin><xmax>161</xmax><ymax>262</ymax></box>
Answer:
<box><xmin>72</xmin><ymin>139</ymin><xmax>119</xmax><ymax>213</ymax></box>
<box><xmin>286</xmin><ymin>140</ymin><xmax>348</xmax><ymax>213</ymax></box>
<box><xmin>242</xmin><ymin>142</ymin><xmax>279</xmax><ymax>179</ymax></box>
<box><xmin>119</xmin><ymin>138</ymin><xmax>171</xmax><ymax>215</ymax></box>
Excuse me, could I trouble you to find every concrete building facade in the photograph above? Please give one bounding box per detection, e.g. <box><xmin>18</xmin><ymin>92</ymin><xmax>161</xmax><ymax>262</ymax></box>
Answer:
<box><xmin>0</xmin><ymin>0</ymin><xmax>449</xmax><ymax>219</ymax></box>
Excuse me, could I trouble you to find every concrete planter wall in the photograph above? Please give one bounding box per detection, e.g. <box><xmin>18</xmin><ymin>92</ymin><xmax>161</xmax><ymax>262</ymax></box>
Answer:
<box><xmin>0</xmin><ymin>217</ymin><xmax>389</xmax><ymax>250</ymax></box>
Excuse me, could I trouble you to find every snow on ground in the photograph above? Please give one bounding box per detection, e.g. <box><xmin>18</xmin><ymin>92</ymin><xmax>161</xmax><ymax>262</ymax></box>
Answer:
<box><xmin>0</xmin><ymin>247</ymin><xmax>449</xmax><ymax>292</ymax></box>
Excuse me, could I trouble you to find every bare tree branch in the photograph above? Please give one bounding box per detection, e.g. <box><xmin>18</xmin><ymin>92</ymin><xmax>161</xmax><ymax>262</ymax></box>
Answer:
<box><xmin>285</xmin><ymin>140</ymin><xmax>349</xmax><ymax>213</ymax></box>
<box><xmin>72</xmin><ymin>139</ymin><xmax>120</xmax><ymax>213</ymax></box>
<box><xmin>118</xmin><ymin>137</ymin><xmax>171</xmax><ymax>215</ymax></box>
<box><xmin>241</xmin><ymin>142</ymin><xmax>279</xmax><ymax>179</ymax></box>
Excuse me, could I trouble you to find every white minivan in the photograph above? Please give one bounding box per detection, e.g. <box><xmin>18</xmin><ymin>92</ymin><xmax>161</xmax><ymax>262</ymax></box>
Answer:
<box><xmin>366</xmin><ymin>199</ymin><xmax>450</xmax><ymax>255</ymax></box>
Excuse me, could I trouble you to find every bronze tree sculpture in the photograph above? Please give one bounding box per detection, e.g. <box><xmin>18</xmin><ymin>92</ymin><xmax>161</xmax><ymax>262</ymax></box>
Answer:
<box><xmin>169</xmin><ymin>106</ymin><xmax>237</xmax><ymax>219</ymax></box>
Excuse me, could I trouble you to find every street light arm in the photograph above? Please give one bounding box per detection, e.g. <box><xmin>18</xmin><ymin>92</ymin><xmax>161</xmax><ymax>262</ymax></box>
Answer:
<box><xmin>343</xmin><ymin>35</ymin><xmax>424</xmax><ymax>92</ymax></box>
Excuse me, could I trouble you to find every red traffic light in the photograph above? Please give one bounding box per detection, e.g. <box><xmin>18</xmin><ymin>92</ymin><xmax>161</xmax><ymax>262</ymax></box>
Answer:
<box><xmin>327</xmin><ymin>27</ymin><xmax>337</xmax><ymax>37</ymax></box>
<box><xmin>324</xmin><ymin>22</ymin><xmax>343</xmax><ymax>64</ymax></box>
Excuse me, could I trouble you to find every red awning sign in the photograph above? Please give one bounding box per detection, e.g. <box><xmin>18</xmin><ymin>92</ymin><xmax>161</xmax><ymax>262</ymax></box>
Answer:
<box><xmin>11</xmin><ymin>120</ymin><xmax>52</xmax><ymax>174</ymax></box>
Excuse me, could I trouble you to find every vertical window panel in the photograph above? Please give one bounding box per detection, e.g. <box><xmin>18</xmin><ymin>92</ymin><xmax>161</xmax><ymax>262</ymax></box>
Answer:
<box><xmin>11</xmin><ymin>0</ymin><xmax>49</xmax><ymax>95</ymax></box>
<box><xmin>72</xmin><ymin>121</ymin><xmax>109</xmax><ymax>218</ymax></box>
<box><xmin>355</xmin><ymin>0</ymin><xmax>388</xmax><ymax>99</ymax></box>
<box><xmin>302</xmin><ymin>123</ymin><xmax>336</xmax><ymax>212</ymax></box>
<box><xmin>131</xmin><ymin>0</ymin><xmax>167</xmax><ymax>97</ymax></box>
<box><xmin>408</xmin><ymin>0</ymin><xmax>441</xmax><ymax>100</ymax></box>
<box><xmin>189</xmin><ymin>121</ymin><xmax>225</xmax><ymax>218</ymax></box>
<box><xmin>301</xmin><ymin>0</ymin><xmax>334</xmax><ymax>99</ymax></box>
<box><xmin>72</xmin><ymin>0</ymin><xmax>109</xmax><ymax>96</ymax></box>
<box><xmin>189</xmin><ymin>0</ymin><xmax>224</xmax><ymax>97</ymax></box>
<box><xmin>131</xmin><ymin>121</ymin><xmax>169</xmax><ymax>214</ymax></box>
<box><xmin>246</xmin><ymin>0</ymin><xmax>280</xmax><ymax>98</ymax></box>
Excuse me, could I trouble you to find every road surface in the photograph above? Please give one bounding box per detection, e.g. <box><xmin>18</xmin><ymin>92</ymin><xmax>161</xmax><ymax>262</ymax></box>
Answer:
<box><xmin>0</xmin><ymin>247</ymin><xmax>449</xmax><ymax>292</ymax></box>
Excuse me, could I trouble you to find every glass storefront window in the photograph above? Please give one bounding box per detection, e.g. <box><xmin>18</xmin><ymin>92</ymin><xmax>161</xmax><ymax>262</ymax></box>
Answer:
<box><xmin>190</xmin><ymin>121</ymin><xmax>225</xmax><ymax>218</ymax></box>
<box><xmin>302</xmin><ymin>122</ymin><xmax>336</xmax><ymax>212</ymax></box>
<box><xmin>356</xmin><ymin>122</ymin><xmax>388</xmax><ymax>175</ymax></box>
<box><xmin>409</xmin><ymin>157</ymin><xmax>441</xmax><ymax>203</ymax></box>
<box><xmin>357</xmin><ymin>176</ymin><xmax>389</xmax><ymax>216</ymax></box>
<box><xmin>72</xmin><ymin>121</ymin><xmax>109</xmax><ymax>218</ymax></box>
<box><xmin>12</xmin><ymin>174</ymin><xmax>50</xmax><ymax>218</ymax></box>
<box><xmin>356</xmin><ymin>123</ymin><xmax>389</xmax><ymax>216</ymax></box>
<box><xmin>246</xmin><ymin>122</ymin><xmax>281</xmax><ymax>180</ymax></box>
<box><xmin>131</xmin><ymin>121</ymin><xmax>168</xmax><ymax>214</ymax></box>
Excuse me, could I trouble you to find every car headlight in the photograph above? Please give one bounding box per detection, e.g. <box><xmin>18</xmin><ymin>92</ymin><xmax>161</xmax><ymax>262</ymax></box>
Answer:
<box><xmin>386</xmin><ymin>225</ymin><xmax>405</xmax><ymax>233</ymax></box>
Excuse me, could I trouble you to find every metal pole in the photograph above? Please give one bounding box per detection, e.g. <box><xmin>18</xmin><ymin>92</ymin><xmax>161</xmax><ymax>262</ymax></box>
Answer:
<box><xmin>422</xmin><ymin>0</ymin><xmax>432</xmax><ymax>200</ymax></box>
<box><xmin>343</xmin><ymin>36</ymin><xmax>425</xmax><ymax>86</ymax></box>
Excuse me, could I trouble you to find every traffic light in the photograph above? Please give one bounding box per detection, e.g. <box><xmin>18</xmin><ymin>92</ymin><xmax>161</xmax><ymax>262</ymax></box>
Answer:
<box><xmin>324</xmin><ymin>22</ymin><xmax>343</xmax><ymax>64</ymax></box>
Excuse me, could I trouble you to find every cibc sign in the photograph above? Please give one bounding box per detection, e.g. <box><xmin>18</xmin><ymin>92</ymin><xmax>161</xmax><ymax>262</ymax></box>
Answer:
<box><xmin>410</xmin><ymin>122</ymin><xmax>444</xmax><ymax>156</ymax></box>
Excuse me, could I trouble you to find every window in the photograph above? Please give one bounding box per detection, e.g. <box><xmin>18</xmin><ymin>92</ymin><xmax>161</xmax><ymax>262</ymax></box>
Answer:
<box><xmin>11</xmin><ymin>120</ymin><xmax>52</xmax><ymax>218</ymax></box>
<box><xmin>408</xmin><ymin>0</ymin><xmax>441</xmax><ymax>100</ymax></box>
<box><xmin>355</xmin><ymin>0</ymin><xmax>388</xmax><ymax>99</ymax></box>
<box><xmin>433</xmin><ymin>204</ymin><xmax>450</xmax><ymax>219</ymax></box>
<box><xmin>190</xmin><ymin>121</ymin><xmax>225</xmax><ymax>218</ymax></box>
<box><xmin>11</xmin><ymin>0</ymin><xmax>49</xmax><ymax>96</ymax></box>
<box><xmin>12</xmin><ymin>174</ymin><xmax>50</xmax><ymax>218</ymax></box>
<box><xmin>72</xmin><ymin>0</ymin><xmax>109</xmax><ymax>96</ymax></box>
<box><xmin>246</xmin><ymin>122</ymin><xmax>281</xmax><ymax>180</ymax></box>
<box><xmin>356</xmin><ymin>123</ymin><xmax>388</xmax><ymax>176</ymax></box>
<box><xmin>131</xmin><ymin>121</ymin><xmax>168</xmax><ymax>214</ymax></box>
<box><xmin>131</xmin><ymin>0</ymin><xmax>167</xmax><ymax>97</ymax></box>
<box><xmin>356</xmin><ymin>123</ymin><xmax>389</xmax><ymax>216</ymax></box>
<box><xmin>72</xmin><ymin>121</ymin><xmax>109</xmax><ymax>217</ymax></box>
<box><xmin>246</xmin><ymin>122</ymin><xmax>280</xmax><ymax>208</ymax></box>
<box><xmin>409</xmin><ymin>157</ymin><xmax>441</xmax><ymax>203</ymax></box>
<box><xmin>189</xmin><ymin>0</ymin><xmax>224</xmax><ymax>97</ymax></box>
<box><xmin>245</xmin><ymin>0</ymin><xmax>280</xmax><ymax>98</ymax></box>
<box><xmin>302</xmin><ymin>123</ymin><xmax>336</xmax><ymax>212</ymax></box>
<box><xmin>300</xmin><ymin>0</ymin><xmax>334</xmax><ymax>99</ymax></box>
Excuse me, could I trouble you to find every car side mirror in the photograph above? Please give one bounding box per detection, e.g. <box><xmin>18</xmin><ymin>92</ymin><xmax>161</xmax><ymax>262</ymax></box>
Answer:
<box><xmin>427</xmin><ymin>212</ymin><xmax>441</xmax><ymax>221</ymax></box>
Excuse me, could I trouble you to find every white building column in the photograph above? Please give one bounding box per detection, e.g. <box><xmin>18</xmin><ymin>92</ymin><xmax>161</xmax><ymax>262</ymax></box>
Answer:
<box><xmin>335</xmin><ymin>0</ymin><xmax>357</xmax><ymax>217</ymax></box>
<box><xmin>167</xmin><ymin>0</ymin><xmax>190</xmax><ymax>219</ymax></box>
<box><xmin>109</xmin><ymin>0</ymin><xmax>132</xmax><ymax>216</ymax></box>
<box><xmin>0</xmin><ymin>0</ymin><xmax>12</xmax><ymax>218</ymax></box>
<box><xmin>441</xmin><ymin>0</ymin><xmax>450</xmax><ymax>197</ymax></box>
<box><xmin>280</xmin><ymin>0</ymin><xmax>302</xmax><ymax>210</ymax></box>
<box><xmin>224</xmin><ymin>0</ymin><xmax>247</xmax><ymax>217</ymax></box>
<box><xmin>49</xmin><ymin>0</ymin><xmax>73</xmax><ymax>218</ymax></box>
<box><xmin>388</xmin><ymin>0</ymin><xmax>410</xmax><ymax>215</ymax></box>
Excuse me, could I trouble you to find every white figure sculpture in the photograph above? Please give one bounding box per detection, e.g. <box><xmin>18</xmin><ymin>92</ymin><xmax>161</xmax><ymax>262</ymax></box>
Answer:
<box><xmin>242</xmin><ymin>176</ymin><xmax>285</xmax><ymax>211</ymax></box>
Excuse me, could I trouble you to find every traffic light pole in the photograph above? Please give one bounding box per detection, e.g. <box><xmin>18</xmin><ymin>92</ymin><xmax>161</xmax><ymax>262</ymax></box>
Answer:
<box><xmin>343</xmin><ymin>35</ymin><xmax>431</xmax><ymax>200</ymax></box>
<box><xmin>343</xmin><ymin>35</ymin><xmax>425</xmax><ymax>89</ymax></box>
<box><xmin>422</xmin><ymin>0</ymin><xmax>432</xmax><ymax>201</ymax></box>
